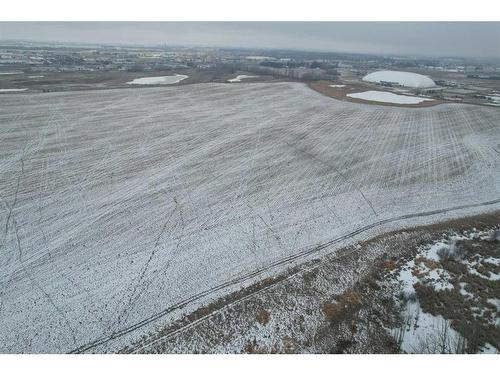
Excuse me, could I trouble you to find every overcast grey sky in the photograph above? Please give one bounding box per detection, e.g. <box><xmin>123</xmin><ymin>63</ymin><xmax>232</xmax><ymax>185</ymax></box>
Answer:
<box><xmin>1</xmin><ymin>22</ymin><xmax>499</xmax><ymax>58</ymax></box>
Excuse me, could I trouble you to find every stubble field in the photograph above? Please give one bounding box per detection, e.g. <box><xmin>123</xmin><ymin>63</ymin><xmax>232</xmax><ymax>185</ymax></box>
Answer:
<box><xmin>0</xmin><ymin>82</ymin><xmax>499</xmax><ymax>353</ymax></box>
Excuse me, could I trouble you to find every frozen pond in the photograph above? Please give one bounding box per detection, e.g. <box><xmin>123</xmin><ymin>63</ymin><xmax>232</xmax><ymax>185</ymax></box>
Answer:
<box><xmin>228</xmin><ymin>75</ymin><xmax>258</xmax><ymax>83</ymax></box>
<box><xmin>126</xmin><ymin>74</ymin><xmax>188</xmax><ymax>85</ymax></box>
<box><xmin>347</xmin><ymin>90</ymin><xmax>434</xmax><ymax>105</ymax></box>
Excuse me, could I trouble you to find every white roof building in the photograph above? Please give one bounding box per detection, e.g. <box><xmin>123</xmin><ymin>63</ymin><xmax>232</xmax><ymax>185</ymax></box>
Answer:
<box><xmin>363</xmin><ymin>70</ymin><xmax>436</xmax><ymax>88</ymax></box>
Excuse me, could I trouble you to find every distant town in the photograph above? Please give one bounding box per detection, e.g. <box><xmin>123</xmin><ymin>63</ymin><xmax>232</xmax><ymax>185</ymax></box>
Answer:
<box><xmin>1</xmin><ymin>40</ymin><xmax>500</xmax><ymax>106</ymax></box>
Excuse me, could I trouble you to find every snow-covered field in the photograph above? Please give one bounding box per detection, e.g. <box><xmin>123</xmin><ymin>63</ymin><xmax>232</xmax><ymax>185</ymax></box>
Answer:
<box><xmin>227</xmin><ymin>75</ymin><xmax>258</xmax><ymax>83</ymax></box>
<box><xmin>126</xmin><ymin>75</ymin><xmax>188</xmax><ymax>85</ymax></box>
<box><xmin>390</xmin><ymin>229</ymin><xmax>499</xmax><ymax>353</ymax></box>
<box><xmin>0</xmin><ymin>82</ymin><xmax>499</xmax><ymax>353</ymax></box>
<box><xmin>347</xmin><ymin>90</ymin><xmax>433</xmax><ymax>104</ymax></box>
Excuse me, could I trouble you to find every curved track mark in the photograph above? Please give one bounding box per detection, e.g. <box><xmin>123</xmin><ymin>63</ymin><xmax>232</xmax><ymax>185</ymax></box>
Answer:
<box><xmin>69</xmin><ymin>197</ymin><xmax>500</xmax><ymax>353</ymax></box>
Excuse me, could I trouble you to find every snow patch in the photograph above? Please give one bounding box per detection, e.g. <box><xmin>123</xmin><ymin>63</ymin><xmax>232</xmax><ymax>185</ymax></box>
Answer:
<box><xmin>479</xmin><ymin>342</ymin><xmax>499</xmax><ymax>354</ymax></box>
<box><xmin>227</xmin><ymin>75</ymin><xmax>258</xmax><ymax>83</ymax></box>
<box><xmin>459</xmin><ymin>282</ymin><xmax>473</xmax><ymax>298</ymax></box>
<box><xmin>483</xmin><ymin>257</ymin><xmax>500</xmax><ymax>266</ymax></box>
<box><xmin>393</xmin><ymin>302</ymin><xmax>463</xmax><ymax>353</ymax></box>
<box><xmin>0</xmin><ymin>88</ymin><xmax>27</xmax><ymax>92</ymax></box>
<box><xmin>347</xmin><ymin>90</ymin><xmax>434</xmax><ymax>105</ymax></box>
<box><xmin>464</xmin><ymin>259</ymin><xmax>500</xmax><ymax>281</ymax></box>
<box><xmin>391</xmin><ymin>262</ymin><xmax>463</xmax><ymax>353</ymax></box>
<box><xmin>126</xmin><ymin>75</ymin><xmax>188</xmax><ymax>85</ymax></box>
<box><xmin>0</xmin><ymin>71</ymin><xmax>23</xmax><ymax>75</ymax></box>
<box><xmin>487</xmin><ymin>298</ymin><xmax>500</xmax><ymax>310</ymax></box>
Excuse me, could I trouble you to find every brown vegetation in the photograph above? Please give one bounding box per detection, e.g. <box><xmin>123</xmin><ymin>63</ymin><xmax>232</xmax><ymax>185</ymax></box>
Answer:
<box><xmin>124</xmin><ymin>211</ymin><xmax>499</xmax><ymax>354</ymax></box>
<box><xmin>256</xmin><ymin>309</ymin><xmax>270</xmax><ymax>326</ymax></box>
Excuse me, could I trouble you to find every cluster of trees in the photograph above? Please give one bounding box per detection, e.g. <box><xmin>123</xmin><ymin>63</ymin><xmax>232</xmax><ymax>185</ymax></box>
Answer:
<box><xmin>259</xmin><ymin>60</ymin><xmax>339</xmax><ymax>70</ymax></box>
<box><xmin>247</xmin><ymin>63</ymin><xmax>339</xmax><ymax>81</ymax></box>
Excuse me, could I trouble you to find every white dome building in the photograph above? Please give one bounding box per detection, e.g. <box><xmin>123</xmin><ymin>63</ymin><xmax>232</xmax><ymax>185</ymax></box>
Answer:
<box><xmin>362</xmin><ymin>70</ymin><xmax>435</xmax><ymax>88</ymax></box>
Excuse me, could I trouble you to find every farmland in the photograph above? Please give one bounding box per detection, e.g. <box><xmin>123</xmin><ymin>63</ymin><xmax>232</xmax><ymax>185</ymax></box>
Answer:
<box><xmin>0</xmin><ymin>82</ymin><xmax>499</xmax><ymax>353</ymax></box>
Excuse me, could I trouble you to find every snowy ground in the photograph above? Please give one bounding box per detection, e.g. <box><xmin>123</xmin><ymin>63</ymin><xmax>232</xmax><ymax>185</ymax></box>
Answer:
<box><xmin>329</xmin><ymin>84</ymin><xmax>346</xmax><ymax>88</ymax></box>
<box><xmin>391</xmin><ymin>247</ymin><xmax>462</xmax><ymax>353</ymax></box>
<box><xmin>389</xmin><ymin>229</ymin><xmax>499</xmax><ymax>353</ymax></box>
<box><xmin>0</xmin><ymin>82</ymin><xmax>499</xmax><ymax>353</ymax></box>
<box><xmin>126</xmin><ymin>75</ymin><xmax>188</xmax><ymax>85</ymax></box>
<box><xmin>227</xmin><ymin>75</ymin><xmax>258</xmax><ymax>83</ymax></box>
<box><xmin>347</xmin><ymin>90</ymin><xmax>434</xmax><ymax>104</ymax></box>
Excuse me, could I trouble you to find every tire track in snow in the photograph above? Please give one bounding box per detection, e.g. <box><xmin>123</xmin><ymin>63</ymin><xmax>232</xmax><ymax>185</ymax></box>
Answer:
<box><xmin>69</xmin><ymin>196</ymin><xmax>500</xmax><ymax>353</ymax></box>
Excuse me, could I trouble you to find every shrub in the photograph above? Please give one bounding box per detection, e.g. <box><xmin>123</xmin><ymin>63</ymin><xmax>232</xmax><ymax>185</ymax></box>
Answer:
<box><xmin>256</xmin><ymin>309</ymin><xmax>270</xmax><ymax>326</ymax></box>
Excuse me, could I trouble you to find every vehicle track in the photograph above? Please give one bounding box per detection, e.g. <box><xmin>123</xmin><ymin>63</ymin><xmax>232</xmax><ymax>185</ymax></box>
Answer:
<box><xmin>68</xmin><ymin>196</ymin><xmax>500</xmax><ymax>353</ymax></box>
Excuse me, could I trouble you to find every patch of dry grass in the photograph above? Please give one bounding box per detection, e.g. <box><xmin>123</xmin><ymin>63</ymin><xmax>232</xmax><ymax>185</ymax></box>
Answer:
<box><xmin>256</xmin><ymin>309</ymin><xmax>270</xmax><ymax>326</ymax></box>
